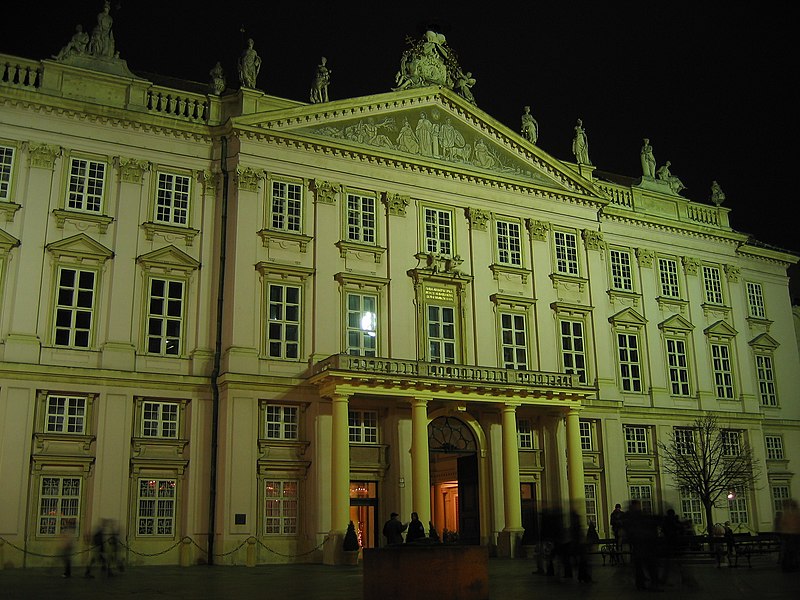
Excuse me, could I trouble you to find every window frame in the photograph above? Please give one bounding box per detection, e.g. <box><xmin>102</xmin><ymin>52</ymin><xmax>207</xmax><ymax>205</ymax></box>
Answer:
<box><xmin>517</xmin><ymin>418</ymin><xmax>534</xmax><ymax>450</ymax></box>
<box><xmin>348</xmin><ymin>409</ymin><xmax>378</xmax><ymax>444</ymax></box>
<box><xmin>727</xmin><ymin>488</ymin><xmax>749</xmax><ymax>524</ymax></box>
<box><xmin>657</xmin><ymin>256</ymin><xmax>681</xmax><ymax>298</ymax></box>
<box><xmin>771</xmin><ymin>485</ymin><xmax>791</xmax><ymax>519</ymax></box>
<box><xmin>264</xmin><ymin>404</ymin><xmax>300</xmax><ymax>441</ymax></box>
<box><xmin>52</xmin><ymin>265</ymin><xmax>98</xmax><ymax>349</ymax></box>
<box><xmin>136</xmin><ymin>478</ymin><xmax>177</xmax><ymax>537</ymax></box>
<box><xmin>629</xmin><ymin>483</ymin><xmax>654</xmax><ymax>514</ymax></box>
<box><xmin>44</xmin><ymin>395</ymin><xmax>88</xmax><ymax>434</ymax></box>
<box><xmin>65</xmin><ymin>155</ymin><xmax>106</xmax><ymax>214</ymax></box>
<box><xmin>37</xmin><ymin>475</ymin><xmax>82</xmax><ymax>537</ymax></box>
<box><xmin>680</xmin><ymin>489</ymin><xmax>704</xmax><ymax>529</ymax></box>
<box><xmin>609</xmin><ymin>247</ymin><xmax>634</xmax><ymax>292</ymax></box>
<box><xmin>498</xmin><ymin>309</ymin><xmax>529</xmax><ymax>370</ymax></box>
<box><xmin>495</xmin><ymin>217</ymin><xmax>523</xmax><ymax>267</ymax></box>
<box><xmin>624</xmin><ymin>425</ymin><xmax>649</xmax><ymax>454</ymax></box>
<box><xmin>674</xmin><ymin>428</ymin><xmax>695</xmax><ymax>456</ymax></box>
<box><xmin>266</xmin><ymin>281</ymin><xmax>303</xmax><ymax>360</ymax></box>
<box><xmin>756</xmin><ymin>353</ymin><xmax>778</xmax><ymax>407</ymax></box>
<box><xmin>553</xmin><ymin>228</ymin><xmax>579</xmax><ymax>276</ymax></box>
<box><xmin>702</xmin><ymin>264</ymin><xmax>725</xmax><ymax>305</ymax></box>
<box><xmin>344</xmin><ymin>190</ymin><xmax>377</xmax><ymax>245</ymax></box>
<box><xmin>746</xmin><ymin>281</ymin><xmax>766</xmax><ymax>318</ymax></box>
<box><xmin>141</xmin><ymin>400</ymin><xmax>180</xmax><ymax>439</ymax></box>
<box><xmin>765</xmin><ymin>435</ymin><xmax>784</xmax><ymax>460</ymax></box>
<box><xmin>145</xmin><ymin>276</ymin><xmax>186</xmax><ymax>357</ymax></box>
<box><xmin>263</xmin><ymin>479</ymin><xmax>299</xmax><ymax>535</ymax></box>
<box><xmin>558</xmin><ymin>317</ymin><xmax>587</xmax><ymax>384</ymax></box>
<box><xmin>721</xmin><ymin>430</ymin><xmax>741</xmax><ymax>457</ymax></box>
<box><xmin>345</xmin><ymin>291</ymin><xmax>379</xmax><ymax>357</ymax></box>
<box><xmin>0</xmin><ymin>143</ymin><xmax>16</xmax><ymax>201</ymax></box>
<box><xmin>710</xmin><ymin>341</ymin><xmax>735</xmax><ymax>401</ymax></box>
<box><xmin>665</xmin><ymin>335</ymin><xmax>691</xmax><ymax>397</ymax></box>
<box><xmin>422</xmin><ymin>205</ymin><xmax>454</xmax><ymax>256</ymax></box>
<box><xmin>616</xmin><ymin>330</ymin><xmax>643</xmax><ymax>393</ymax></box>
<box><xmin>154</xmin><ymin>170</ymin><xmax>192</xmax><ymax>227</ymax></box>
<box><xmin>579</xmin><ymin>420</ymin><xmax>593</xmax><ymax>451</ymax></box>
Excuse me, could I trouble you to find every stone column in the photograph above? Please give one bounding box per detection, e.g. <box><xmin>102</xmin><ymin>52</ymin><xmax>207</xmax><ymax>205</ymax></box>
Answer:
<box><xmin>325</xmin><ymin>392</ymin><xmax>350</xmax><ymax>564</ymax></box>
<box><xmin>498</xmin><ymin>403</ymin><xmax>524</xmax><ymax>556</ymax></box>
<box><xmin>565</xmin><ymin>408</ymin><xmax>587</xmax><ymax>524</ymax></box>
<box><xmin>410</xmin><ymin>398</ymin><xmax>431</xmax><ymax>527</ymax></box>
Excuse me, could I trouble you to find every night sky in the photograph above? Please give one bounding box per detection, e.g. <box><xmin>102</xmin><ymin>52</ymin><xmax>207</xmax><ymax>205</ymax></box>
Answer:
<box><xmin>4</xmin><ymin>2</ymin><xmax>798</xmax><ymax>297</ymax></box>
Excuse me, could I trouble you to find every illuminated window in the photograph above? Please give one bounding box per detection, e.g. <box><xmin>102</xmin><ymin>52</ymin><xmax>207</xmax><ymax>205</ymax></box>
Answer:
<box><xmin>658</xmin><ymin>257</ymin><xmax>680</xmax><ymax>298</ymax></box>
<box><xmin>500</xmin><ymin>311</ymin><xmax>528</xmax><ymax>370</ymax></box>
<box><xmin>267</xmin><ymin>283</ymin><xmax>301</xmax><ymax>359</ymax></box>
<box><xmin>702</xmin><ymin>265</ymin><xmax>724</xmax><ymax>304</ymax></box>
<box><xmin>428</xmin><ymin>304</ymin><xmax>456</xmax><ymax>363</ymax></box>
<box><xmin>142</xmin><ymin>401</ymin><xmax>179</xmax><ymax>438</ymax></box>
<box><xmin>585</xmin><ymin>483</ymin><xmax>598</xmax><ymax>527</ymax></box>
<box><xmin>680</xmin><ymin>490</ymin><xmax>703</xmax><ymax>528</ymax></box>
<box><xmin>137</xmin><ymin>479</ymin><xmax>175</xmax><ymax>536</ymax></box>
<box><xmin>765</xmin><ymin>435</ymin><xmax>784</xmax><ymax>460</ymax></box>
<box><xmin>554</xmin><ymin>230</ymin><xmax>579</xmax><ymax>275</ymax></box>
<box><xmin>270</xmin><ymin>180</ymin><xmax>303</xmax><ymax>233</ymax></box>
<box><xmin>38</xmin><ymin>476</ymin><xmax>81</xmax><ymax>535</ymax></box>
<box><xmin>45</xmin><ymin>395</ymin><xmax>86</xmax><ymax>434</ymax></box>
<box><xmin>610</xmin><ymin>248</ymin><xmax>633</xmax><ymax>291</ymax></box>
<box><xmin>517</xmin><ymin>418</ymin><xmax>533</xmax><ymax>449</ymax></box>
<box><xmin>423</xmin><ymin>207</ymin><xmax>452</xmax><ymax>256</ymax></box>
<box><xmin>346</xmin><ymin>192</ymin><xmax>376</xmax><ymax>244</ymax></box>
<box><xmin>0</xmin><ymin>144</ymin><xmax>14</xmax><ymax>200</ymax></box>
<box><xmin>579</xmin><ymin>420</ymin><xmax>593</xmax><ymax>451</ymax></box>
<box><xmin>746</xmin><ymin>282</ymin><xmax>766</xmax><ymax>318</ymax></box>
<box><xmin>264</xmin><ymin>480</ymin><xmax>298</xmax><ymax>535</ymax></box>
<box><xmin>624</xmin><ymin>426</ymin><xmax>648</xmax><ymax>454</ymax></box>
<box><xmin>146</xmin><ymin>278</ymin><xmax>184</xmax><ymax>356</ymax></box>
<box><xmin>496</xmin><ymin>219</ymin><xmax>522</xmax><ymax>266</ymax></box>
<box><xmin>727</xmin><ymin>488</ymin><xmax>748</xmax><ymax>524</ymax></box>
<box><xmin>155</xmin><ymin>172</ymin><xmax>190</xmax><ymax>226</ymax></box>
<box><xmin>67</xmin><ymin>157</ymin><xmax>105</xmax><ymax>213</ymax></box>
<box><xmin>559</xmin><ymin>319</ymin><xmax>586</xmax><ymax>383</ymax></box>
<box><xmin>54</xmin><ymin>267</ymin><xmax>96</xmax><ymax>348</ymax></box>
<box><xmin>346</xmin><ymin>292</ymin><xmax>377</xmax><ymax>356</ymax></box>
<box><xmin>756</xmin><ymin>354</ymin><xmax>777</xmax><ymax>407</ymax></box>
<box><xmin>349</xmin><ymin>410</ymin><xmax>378</xmax><ymax>443</ymax></box>
<box><xmin>629</xmin><ymin>484</ymin><xmax>653</xmax><ymax>514</ymax></box>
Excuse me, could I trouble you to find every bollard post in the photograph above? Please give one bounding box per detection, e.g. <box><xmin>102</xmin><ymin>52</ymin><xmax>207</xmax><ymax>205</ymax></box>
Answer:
<box><xmin>179</xmin><ymin>537</ymin><xmax>192</xmax><ymax>567</ymax></box>
<box><xmin>246</xmin><ymin>537</ymin><xmax>256</xmax><ymax>567</ymax></box>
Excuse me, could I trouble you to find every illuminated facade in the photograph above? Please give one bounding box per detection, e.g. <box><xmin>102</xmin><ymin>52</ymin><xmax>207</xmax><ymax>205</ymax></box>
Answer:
<box><xmin>1</xmin><ymin>33</ymin><xmax>798</xmax><ymax>569</ymax></box>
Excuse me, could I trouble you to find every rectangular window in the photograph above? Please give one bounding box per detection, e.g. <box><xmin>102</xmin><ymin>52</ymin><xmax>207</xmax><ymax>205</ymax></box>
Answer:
<box><xmin>666</xmin><ymin>337</ymin><xmax>690</xmax><ymax>396</ymax></box>
<box><xmin>517</xmin><ymin>418</ymin><xmax>533</xmax><ymax>450</ymax></box>
<box><xmin>142</xmin><ymin>401</ymin><xmax>179</xmax><ymax>438</ymax></box>
<box><xmin>658</xmin><ymin>257</ymin><xmax>680</xmax><ymax>298</ymax></box>
<box><xmin>554</xmin><ymin>230</ymin><xmax>579</xmax><ymax>275</ymax></box>
<box><xmin>346</xmin><ymin>292</ymin><xmax>377</xmax><ymax>356</ymax></box>
<box><xmin>346</xmin><ymin>192</ymin><xmax>376</xmax><ymax>244</ymax></box>
<box><xmin>349</xmin><ymin>410</ymin><xmax>378</xmax><ymax>443</ymax></box>
<box><xmin>702</xmin><ymin>265</ymin><xmax>724</xmax><ymax>304</ymax></box>
<box><xmin>137</xmin><ymin>479</ymin><xmax>176</xmax><ymax>536</ymax></box>
<box><xmin>0</xmin><ymin>144</ymin><xmax>14</xmax><ymax>200</ymax></box>
<box><xmin>147</xmin><ymin>278</ymin><xmax>184</xmax><ymax>356</ymax></box>
<box><xmin>500</xmin><ymin>311</ymin><xmax>528</xmax><ymax>370</ymax></box>
<box><xmin>680</xmin><ymin>490</ymin><xmax>703</xmax><ymax>528</ymax></box>
<box><xmin>746</xmin><ymin>282</ymin><xmax>766</xmax><ymax>318</ymax></box>
<box><xmin>675</xmin><ymin>428</ymin><xmax>695</xmax><ymax>455</ymax></box>
<box><xmin>496</xmin><ymin>220</ymin><xmax>522</xmax><ymax>266</ymax></box>
<box><xmin>427</xmin><ymin>304</ymin><xmax>456</xmax><ymax>363</ymax></box>
<box><xmin>765</xmin><ymin>435</ymin><xmax>784</xmax><ymax>460</ymax></box>
<box><xmin>756</xmin><ymin>355</ymin><xmax>778</xmax><ymax>406</ymax></box>
<box><xmin>585</xmin><ymin>483</ymin><xmax>598</xmax><ymax>527</ymax></box>
<box><xmin>270</xmin><ymin>180</ymin><xmax>302</xmax><ymax>232</ymax></box>
<box><xmin>579</xmin><ymin>420</ymin><xmax>592</xmax><ymax>451</ymax></box>
<box><xmin>424</xmin><ymin>207</ymin><xmax>452</xmax><ymax>256</ymax></box>
<box><xmin>45</xmin><ymin>395</ymin><xmax>86</xmax><ymax>434</ymax></box>
<box><xmin>67</xmin><ymin>158</ymin><xmax>105</xmax><ymax>213</ymax></box>
<box><xmin>610</xmin><ymin>249</ymin><xmax>633</xmax><ymax>291</ymax></box>
<box><xmin>155</xmin><ymin>172</ymin><xmax>190</xmax><ymax>226</ymax></box>
<box><xmin>728</xmin><ymin>489</ymin><xmax>748</xmax><ymax>524</ymax></box>
<box><xmin>264</xmin><ymin>480</ymin><xmax>298</xmax><ymax>535</ymax></box>
<box><xmin>722</xmin><ymin>430</ymin><xmax>741</xmax><ymax>457</ymax></box>
<box><xmin>38</xmin><ymin>476</ymin><xmax>81</xmax><ymax>535</ymax></box>
<box><xmin>54</xmin><ymin>267</ymin><xmax>95</xmax><ymax>348</ymax></box>
<box><xmin>624</xmin><ymin>426</ymin><xmax>648</xmax><ymax>454</ymax></box>
<box><xmin>267</xmin><ymin>283</ymin><xmax>301</xmax><ymax>359</ymax></box>
<box><xmin>617</xmin><ymin>332</ymin><xmax>642</xmax><ymax>392</ymax></box>
<box><xmin>772</xmin><ymin>485</ymin><xmax>791</xmax><ymax>518</ymax></box>
<box><xmin>629</xmin><ymin>484</ymin><xmax>653</xmax><ymax>514</ymax></box>
<box><xmin>265</xmin><ymin>404</ymin><xmax>299</xmax><ymax>440</ymax></box>
<box><xmin>711</xmin><ymin>342</ymin><xmax>734</xmax><ymax>400</ymax></box>
<box><xmin>559</xmin><ymin>319</ymin><xmax>586</xmax><ymax>383</ymax></box>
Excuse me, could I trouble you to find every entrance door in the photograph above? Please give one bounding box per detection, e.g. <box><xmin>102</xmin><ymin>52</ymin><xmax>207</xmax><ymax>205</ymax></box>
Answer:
<box><xmin>457</xmin><ymin>453</ymin><xmax>480</xmax><ymax>545</ymax></box>
<box><xmin>349</xmin><ymin>481</ymin><xmax>378</xmax><ymax>549</ymax></box>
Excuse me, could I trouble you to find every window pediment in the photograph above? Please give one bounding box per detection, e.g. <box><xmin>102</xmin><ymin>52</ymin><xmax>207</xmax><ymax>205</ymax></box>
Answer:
<box><xmin>0</xmin><ymin>227</ymin><xmax>20</xmax><ymax>253</ymax></box>
<box><xmin>703</xmin><ymin>319</ymin><xmax>737</xmax><ymax>338</ymax></box>
<box><xmin>137</xmin><ymin>245</ymin><xmax>200</xmax><ymax>275</ymax></box>
<box><xmin>46</xmin><ymin>233</ymin><xmax>114</xmax><ymax>264</ymax></box>
<box><xmin>609</xmin><ymin>307</ymin><xmax>647</xmax><ymax>326</ymax></box>
<box><xmin>658</xmin><ymin>313</ymin><xmax>693</xmax><ymax>333</ymax></box>
<box><xmin>749</xmin><ymin>332</ymin><xmax>779</xmax><ymax>350</ymax></box>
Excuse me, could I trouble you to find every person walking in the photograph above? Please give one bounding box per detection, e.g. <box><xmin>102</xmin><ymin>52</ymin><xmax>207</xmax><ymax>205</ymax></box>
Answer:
<box><xmin>84</xmin><ymin>520</ymin><xmax>109</xmax><ymax>578</ymax></box>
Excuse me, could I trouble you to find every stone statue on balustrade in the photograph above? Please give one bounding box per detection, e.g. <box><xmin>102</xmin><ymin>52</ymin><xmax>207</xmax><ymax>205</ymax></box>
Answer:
<box><xmin>640</xmin><ymin>138</ymin><xmax>656</xmax><ymax>178</ymax></box>
<box><xmin>55</xmin><ymin>25</ymin><xmax>89</xmax><ymax>61</ymax></box>
<box><xmin>209</xmin><ymin>62</ymin><xmax>226</xmax><ymax>95</ymax></box>
<box><xmin>710</xmin><ymin>180</ymin><xmax>726</xmax><ymax>206</ymax></box>
<box><xmin>238</xmin><ymin>38</ymin><xmax>262</xmax><ymax>88</ymax></box>
<box><xmin>521</xmin><ymin>106</ymin><xmax>538</xmax><ymax>144</ymax></box>
<box><xmin>394</xmin><ymin>30</ymin><xmax>472</xmax><ymax>97</ymax></box>
<box><xmin>310</xmin><ymin>57</ymin><xmax>332</xmax><ymax>103</ymax></box>
<box><xmin>572</xmin><ymin>118</ymin><xmax>591</xmax><ymax>165</ymax></box>
<box><xmin>88</xmin><ymin>1</ymin><xmax>115</xmax><ymax>59</ymax></box>
<box><xmin>455</xmin><ymin>71</ymin><xmax>476</xmax><ymax>105</ymax></box>
<box><xmin>656</xmin><ymin>160</ymin><xmax>686</xmax><ymax>194</ymax></box>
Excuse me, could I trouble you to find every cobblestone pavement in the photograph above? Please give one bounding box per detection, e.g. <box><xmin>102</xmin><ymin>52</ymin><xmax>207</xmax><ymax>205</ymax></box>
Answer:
<box><xmin>1</xmin><ymin>555</ymin><xmax>798</xmax><ymax>599</ymax></box>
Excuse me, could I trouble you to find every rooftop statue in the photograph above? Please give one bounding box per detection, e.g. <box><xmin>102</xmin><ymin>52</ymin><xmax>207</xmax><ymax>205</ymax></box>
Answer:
<box><xmin>656</xmin><ymin>160</ymin><xmax>686</xmax><ymax>194</ymax></box>
<box><xmin>88</xmin><ymin>1</ymin><xmax>115</xmax><ymax>59</ymax></box>
<box><xmin>521</xmin><ymin>106</ymin><xmax>538</xmax><ymax>144</ymax></box>
<box><xmin>455</xmin><ymin>71</ymin><xmax>476</xmax><ymax>105</ymax></box>
<box><xmin>310</xmin><ymin>57</ymin><xmax>331</xmax><ymax>103</ymax></box>
<box><xmin>209</xmin><ymin>62</ymin><xmax>226</xmax><ymax>95</ymax></box>
<box><xmin>640</xmin><ymin>138</ymin><xmax>656</xmax><ymax>178</ymax></box>
<box><xmin>572</xmin><ymin>118</ymin><xmax>591</xmax><ymax>165</ymax></box>
<box><xmin>238</xmin><ymin>38</ymin><xmax>262</xmax><ymax>88</ymax></box>
<box><xmin>710</xmin><ymin>180</ymin><xmax>726</xmax><ymax>206</ymax></box>
<box><xmin>55</xmin><ymin>25</ymin><xmax>89</xmax><ymax>61</ymax></box>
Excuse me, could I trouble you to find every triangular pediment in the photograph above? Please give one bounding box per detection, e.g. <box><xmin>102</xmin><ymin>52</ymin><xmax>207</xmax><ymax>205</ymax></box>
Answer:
<box><xmin>749</xmin><ymin>333</ymin><xmax>779</xmax><ymax>350</ymax></box>
<box><xmin>658</xmin><ymin>313</ymin><xmax>694</xmax><ymax>332</ymax></box>
<box><xmin>0</xmin><ymin>228</ymin><xmax>20</xmax><ymax>252</ymax></box>
<box><xmin>46</xmin><ymin>233</ymin><xmax>113</xmax><ymax>261</ymax></box>
<box><xmin>234</xmin><ymin>87</ymin><xmax>605</xmax><ymax>200</ymax></box>
<box><xmin>609</xmin><ymin>307</ymin><xmax>647</xmax><ymax>326</ymax></box>
<box><xmin>137</xmin><ymin>245</ymin><xmax>200</xmax><ymax>274</ymax></box>
<box><xmin>703</xmin><ymin>320</ymin><xmax>737</xmax><ymax>337</ymax></box>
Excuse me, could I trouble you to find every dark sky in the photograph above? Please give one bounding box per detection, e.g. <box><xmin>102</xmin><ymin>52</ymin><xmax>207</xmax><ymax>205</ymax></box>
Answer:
<box><xmin>4</xmin><ymin>2</ymin><xmax>798</xmax><ymax>297</ymax></box>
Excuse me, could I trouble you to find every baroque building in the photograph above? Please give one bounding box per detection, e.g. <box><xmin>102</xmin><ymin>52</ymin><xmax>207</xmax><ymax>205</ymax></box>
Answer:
<box><xmin>1</xmin><ymin>10</ymin><xmax>798</xmax><ymax>568</ymax></box>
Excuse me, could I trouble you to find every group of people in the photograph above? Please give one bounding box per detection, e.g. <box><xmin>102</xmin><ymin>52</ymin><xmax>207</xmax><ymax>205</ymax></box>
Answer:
<box><xmin>382</xmin><ymin>511</ymin><xmax>426</xmax><ymax>545</ymax></box>
<box><xmin>61</xmin><ymin>519</ymin><xmax>123</xmax><ymax>578</ymax></box>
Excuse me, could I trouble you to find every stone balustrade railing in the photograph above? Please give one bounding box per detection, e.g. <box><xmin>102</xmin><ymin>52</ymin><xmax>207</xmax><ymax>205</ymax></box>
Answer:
<box><xmin>0</xmin><ymin>56</ymin><xmax>42</xmax><ymax>89</ymax></box>
<box><xmin>146</xmin><ymin>87</ymin><xmax>210</xmax><ymax>122</ymax></box>
<box><xmin>596</xmin><ymin>181</ymin><xmax>633</xmax><ymax>208</ymax></box>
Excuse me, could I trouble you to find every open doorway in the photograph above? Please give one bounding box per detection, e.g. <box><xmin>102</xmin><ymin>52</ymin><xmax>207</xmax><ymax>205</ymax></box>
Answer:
<box><xmin>349</xmin><ymin>481</ymin><xmax>378</xmax><ymax>550</ymax></box>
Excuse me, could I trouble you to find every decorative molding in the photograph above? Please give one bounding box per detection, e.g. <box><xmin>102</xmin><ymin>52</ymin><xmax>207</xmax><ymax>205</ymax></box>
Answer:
<box><xmin>335</xmin><ymin>240</ymin><xmax>386</xmax><ymax>263</ymax></box>
<box><xmin>236</xmin><ymin>166</ymin><xmax>263</xmax><ymax>192</ymax></box>
<box><xmin>382</xmin><ymin>192</ymin><xmax>409</xmax><ymax>217</ymax></box>
<box><xmin>525</xmin><ymin>218</ymin><xmax>550</xmax><ymax>241</ymax></box>
<box><xmin>465</xmin><ymin>207</ymin><xmax>490</xmax><ymax>231</ymax></box>
<box><xmin>724</xmin><ymin>264</ymin><xmax>741</xmax><ymax>282</ymax></box>
<box><xmin>582</xmin><ymin>229</ymin><xmax>605</xmax><ymax>252</ymax></box>
<box><xmin>489</xmin><ymin>263</ymin><xmax>530</xmax><ymax>284</ymax></box>
<box><xmin>141</xmin><ymin>221</ymin><xmax>200</xmax><ymax>246</ymax></box>
<box><xmin>682</xmin><ymin>256</ymin><xmax>699</xmax><ymax>276</ymax></box>
<box><xmin>52</xmin><ymin>209</ymin><xmax>114</xmax><ymax>234</ymax></box>
<box><xmin>635</xmin><ymin>248</ymin><xmax>654</xmax><ymax>268</ymax></box>
<box><xmin>26</xmin><ymin>142</ymin><xmax>61</xmax><ymax>169</ymax></box>
<box><xmin>116</xmin><ymin>157</ymin><xmax>150</xmax><ymax>184</ymax></box>
<box><xmin>257</xmin><ymin>229</ymin><xmax>313</xmax><ymax>252</ymax></box>
<box><xmin>312</xmin><ymin>179</ymin><xmax>340</xmax><ymax>204</ymax></box>
<box><xmin>0</xmin><ymin>201</ymin><xmax>22</xmax><ymax>224</ymax></box>
<box><xmin>201</xmin><ymin>170</ymin><xmax>220</xmax><ymax>196</ymax></box>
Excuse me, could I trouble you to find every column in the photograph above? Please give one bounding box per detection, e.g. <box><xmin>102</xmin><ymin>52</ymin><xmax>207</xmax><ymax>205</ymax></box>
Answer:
<box><xmin>328</xmin><ymin>393</ymin><xmax>351</xmax><ymax>564</ymax></box>
<box><xmin>498</xmin><ymin>403</ymin><xmax>524</xmax><ymax>557</ymax></box>
<box><xmin>410</xmin><ymin>398</ymin><xmax>431</xmax><ymax>527</ymax></box>
<box><xmin>565</xmin><ymin>408</ymin><xmax>587</xmax><ymax>524</ymax></box>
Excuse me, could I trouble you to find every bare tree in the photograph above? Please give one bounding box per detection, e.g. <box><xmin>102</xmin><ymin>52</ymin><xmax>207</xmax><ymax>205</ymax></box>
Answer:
<box><xmin>658</xmin><ymin>413</ymin><xmax>761</xmax><ymax>536</ymax></box>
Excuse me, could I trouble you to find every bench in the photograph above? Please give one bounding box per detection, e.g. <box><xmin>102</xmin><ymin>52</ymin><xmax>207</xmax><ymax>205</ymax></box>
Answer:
<box><xmin>730</xmin><ymin>536</ymin><xmax>781</xmax><ymax>568</ymax></box>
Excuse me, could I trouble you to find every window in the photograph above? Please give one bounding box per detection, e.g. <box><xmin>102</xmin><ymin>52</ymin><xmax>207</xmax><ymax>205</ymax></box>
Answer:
<box><xmin>702</xmin><ymin>265</ymin><xmax>724</xmax><ymax>304</ymax></box>
<box><xmin>496</xmin><ymin>219</ymin><xmax>522</xmax><ymax>266</ymax></box>
<box><xmin>500</xmin><ymin>311</ymin><xmax>528</xmax><ymax>370</ymax></box>
<box><xmin>517</xmin><ymin>418</ymin><xmax>533</xmax><ymax>449</ymax></box>
<box><xmin>137</xmin><ymin>479</ymin><xmax>176</xmax><ymax>536</ymax></box>
<box><xmin>579</xmin><ymin>420</ymin><xmax>592</xmax><ymax>451</ymax></box>
<box><xmin>765</xmin><ymin>435</ymin><xmax>784</xmax><ymax>460</ymax></box>
<box><xmin>67</xmin><ymin>157</ymin><xmax>105</xmax><ymax>213</ymax></box>
<box><xmin>624</xmin><ymin>426</ymin><xmax>648</xmax><ymax>454</ymax></box>
<box><xmin>610</xmin><ymin>248</ymin><xmax>633</xmax><ymax>291</ymax></box>
<box><xmin>38</xmin><ymin>476</ymin><xmax>81</xmax><ymax>535</ymax></box>
<box><xmin>746</xmin><ymin>282</ymin><xmax>766</xmax><ymax>318</ymax></box>
<box><xmin>267</xmin><ymin>283</ymin><xmax>301</xmax><ymax>359</ymax></box>
<box><xmin>559</xmin><ymin>319</ymin><xmax>586</xmax><ymax>383</ymax></box>
<box><xmin>585</xmin><ymin>483</ymin><xmax>598</xmax><ymax>527</ymax></box>
<box><xmin>346</xmin><ymin>292</ymin><xmax>377</xmax><ymax>356</ymax></box>
<box><xmin>675</xmin><ymin>428</ymin><xmax>695</xmax><ymax>455</ymax></box>
<box><xmin>617</xmin><ymin>332</ymin><xmax>642</xmax><ymax>392</ymax></box>
<box><xmin>155</xmin><ymin>172</ymin><xmax>190</xmax><ymax>226</ymax></box>
<box><xmin>142</xmin><ymin>401</ymin><xmax>179</xmax><ymax>438</ymax></box>
<box><xmin>349</xmin><ymin>410</ymin><xmax>378</xmax><ymax>443</ymax></box>
<box><xmin>264</xmin><ymin>480</ymin><xmax>298</xmax><ymax>535</ymax></box>
<box><xmin>680</xmin><ymin>490</ymin><xmax>703</xmax><ymax>528</ymax></box>
<box><xmin>658</xmin><ymin>257</ymin><xmax>680</xmax><ymax>298</ymax></box>
<box><xmin>0</xmin><ymin>144</ymin><xmax>15</xmax><ymax>200</ymax></box>
<box><xmin>146</xmin><ymin>278</ymin><xmax>184</xmax><ymax>356</ymax></box>
<box><xmin>666</xmin><ymin>337</ymin><xmax>690</xmax><ymax>396</ymax></box>
<box><xmin>265</xmin><ymin>404</ymin><xmax>299</xmax><ymax>440</ymax></box>
<box><xmin>427</xmin><ymin>304</ymin><xmax>456</xmax><ymax>363</ymax></box>
<box><xmin>772</xmin><ymin>485</ymin><xmax>791</xmax><ymax>518</ymax></box>
<box><xmin>554</xmin><ymin>230</ymin><xmax>579</xmax><ymax>275</ymax></box>
<box><xmin>45</xmin><ymin>395</ymin><xmax>86</xmax><ymax>434</ymax></box>
<box><xmin>54</xmin><ymin>267</ymin><xmax>96</xmax><ymax>348</ymax></box>
<box><xmin>728</xmin><ymin>489</ymin><xmax>748</xmax><ymax>524</ymax></box>
<box><xmin>629</xmin><ymin>484</ymin><xmax>653</xmax><ymax>514</ymax></box>
<box><xmin>423</xmin><ymin>207</ymin><xmax>452</xmax><ymax>256</ymax></box>
<box><xmin>270</xmin><ymin>179</ymin><xmax>302</xmax><ymax>232</ymax></box>
<box><xmin>756</xmin><ymin>354</ymin><xmax>778</xmax><ymax>407</ymax></box>
<box><xmin>711</xmin><ymin>342</ymin><xmax>734</xmax><ymax>400</ymax></box>
<box><xmin>722</xmin><ymin>430</ymin><xmax>741</xmax><ymax>457</ymax></box>
<box><xmin>346</xmin><ymin>192</ymin><xmax>376</xmax><ymax>244</ymax></box>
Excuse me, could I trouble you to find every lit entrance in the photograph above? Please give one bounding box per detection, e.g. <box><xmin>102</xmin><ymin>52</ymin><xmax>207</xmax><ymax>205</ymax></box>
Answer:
<box><xmin>429</xmin><ymin>416</ymin><xmax>480</xmax><ymax>545</ymax></box>
<box><xmin>349</xmin><ymin>481</ymin><xmax>378</xmax><ymax>550</ymax></box>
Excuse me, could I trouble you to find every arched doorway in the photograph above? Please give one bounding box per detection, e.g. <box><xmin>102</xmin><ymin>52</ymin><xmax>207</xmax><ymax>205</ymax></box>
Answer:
<box><xmin>428</xmin><ymin>416</ymin><xmax>480</xmax><ymax>545</ymax></box>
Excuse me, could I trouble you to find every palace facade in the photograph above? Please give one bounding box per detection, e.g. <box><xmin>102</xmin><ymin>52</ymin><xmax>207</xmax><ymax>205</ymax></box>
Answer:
<box><xmin>0</xmin><ymin>20</ymin><xmax>798</xmax><ymax>569</ymax></box>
